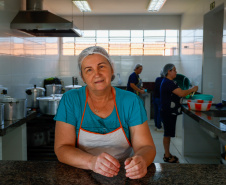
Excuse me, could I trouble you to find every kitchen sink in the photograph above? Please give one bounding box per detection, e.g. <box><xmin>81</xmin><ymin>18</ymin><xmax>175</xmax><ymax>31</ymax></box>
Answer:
<box><xmin>202</xmin><ymin>110</ymin><xmax>226</xmax><ymax>117</ymax></box>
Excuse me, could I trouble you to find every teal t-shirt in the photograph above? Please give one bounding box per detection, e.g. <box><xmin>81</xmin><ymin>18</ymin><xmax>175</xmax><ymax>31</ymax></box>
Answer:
<box><xmin>54</xmin><ymin>86</ymin><xmax>147</xmax><ymax>142</ymax></box>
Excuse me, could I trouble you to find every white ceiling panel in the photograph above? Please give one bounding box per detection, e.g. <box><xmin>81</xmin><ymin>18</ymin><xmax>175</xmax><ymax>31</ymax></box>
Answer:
<box><xmin>43</xmin><ymin>0</ymin><xmax>200</xmax><ymax>16</ymax></box>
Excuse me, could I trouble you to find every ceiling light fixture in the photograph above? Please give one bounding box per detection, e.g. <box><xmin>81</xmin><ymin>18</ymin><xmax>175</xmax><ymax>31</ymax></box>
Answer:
<box><xmin>147</xmin><ymin>0</ymin><xmax>167</xmax><ymax>12</ymax></box>
<box><xmin>72</xmin><ymin>0</ymin><xmax>91</xmax><ymax>12</ymax></box>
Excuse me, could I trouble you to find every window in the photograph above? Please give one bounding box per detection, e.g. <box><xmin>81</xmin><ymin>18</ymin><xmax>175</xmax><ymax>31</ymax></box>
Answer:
<box><xmin>62</xmin><ymin>30</ymin><xmax>179</xmax><ymax>56</ymax></box>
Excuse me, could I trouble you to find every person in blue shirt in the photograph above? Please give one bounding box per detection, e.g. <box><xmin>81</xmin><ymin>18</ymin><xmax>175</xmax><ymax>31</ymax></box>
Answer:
<box><xmin>127</xmin><ymin>64</ymin><xmax>145</xmax><ymax>95</ymax></box>
<box><xmin>160</xmin><ymin>63</ymin><xmax>198</xmax><ymax>163</ymax></box>
<box><xmin>54</xmin><ymin>46</ymin><xmax>156</xmax><ymax>179</ymax></box>
<box><xmin>153</xmin><ymin>70</ymin><xmax>164</xmax><ymax>130</ymax></box>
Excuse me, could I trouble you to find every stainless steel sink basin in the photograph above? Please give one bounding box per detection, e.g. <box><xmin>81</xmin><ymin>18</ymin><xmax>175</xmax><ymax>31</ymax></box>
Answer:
<box><xmin>202</xmin><ymin>110</ymin><xmax>226</xmax><ymax>117</ymax></box>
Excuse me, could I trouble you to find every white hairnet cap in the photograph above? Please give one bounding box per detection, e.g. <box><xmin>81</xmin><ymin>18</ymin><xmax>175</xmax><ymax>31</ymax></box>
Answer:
<box><xmin>78</xmin><ymin>46</ymin><xmax>115</xmax><ymax>81</ymax></box>
<box><xmin>162</xmin><ymin>63</ymin><xmax>175</xmax><ymax>77</ymax></box>
<box><xmin>134</xmin><ymin>64</ymin><xmax>142</xmax><ymax>71</ymax></box>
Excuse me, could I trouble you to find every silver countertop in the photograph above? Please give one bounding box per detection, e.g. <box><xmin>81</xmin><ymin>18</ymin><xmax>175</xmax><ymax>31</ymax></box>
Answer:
<box><xmin>182</xmin><ymin>104</ymin><xmax>226</xmax><ymax>140</ymax></box>
<box><xmin>0</xmin><ymin>111</ymin><xmax>37</xmax><ymax>136</ymax></box>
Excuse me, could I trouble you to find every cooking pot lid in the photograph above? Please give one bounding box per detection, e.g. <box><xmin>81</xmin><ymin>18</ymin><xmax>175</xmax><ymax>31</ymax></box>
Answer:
<box><xmin>0</xmin><ymin>97</ymin><xmax>18</xmax><ymax>103</ymax></box>
<box><xmin>26</xmin><ymin>86</ymin><xmax>45</xmax><ymax>91</ymax></box>
<box><xmin>37</xmin><ymin>96</ymin><xmax>61</xmax><ymax>101</ymax></box>
<box><xmin>65</xmin><ymin>85</ymin><xmax>82</xmax><ymax>89</ymax></box>
<box><xmin>50</xmin><ymin>94</ymin><xmax>63</xmax><ymax>97</ymax></box>
<box><xmin>0</xmin><ymin>86</ymin><xmax>7</xmax><ymax>90</ymax></box>
<box><xmin>46</xmin><ymin>84</ymin><xmax>62</xmax><ymax>87</ymax></box>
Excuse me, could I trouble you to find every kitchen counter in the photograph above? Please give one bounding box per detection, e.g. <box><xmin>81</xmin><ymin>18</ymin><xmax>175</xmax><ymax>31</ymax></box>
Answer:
<box><xmin>0</xmin><ymin>111</ymin><xmax>37</xmax><ymax>136</ymax></box>
<box><xmin>0</xmin><ymin>161</ymin><xmax>226</xmax><ymax>184</ymax></box>
<box><xmin>182</xmin><ymin>104</ymin><xmax>226</xmax><ymax>158</ymax></box>
<box><xmin>182</xmin><ymin>104</ymin><xmax>226</xmax><ymax>140</ymax></box>
<box><xmin>0</xmin><ymin>111</ymin><xmax>37</xmax><ymax>160</ymax></box>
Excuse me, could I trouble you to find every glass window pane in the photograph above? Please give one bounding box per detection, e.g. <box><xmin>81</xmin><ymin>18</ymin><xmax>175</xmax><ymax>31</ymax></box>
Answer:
<box><xmin>131</xmin><ymin>30</ymin><xmax>143</xmax><ymax>37</ymax></box>
<box><xmin>97</xmin><ymin>38</ymin><xmax>108</xmax><ymax>43</ymax></box>
<box><xmin>144</xmin><ymin>30</ymin><xmax>165</xmax><ymax>37</ymax></box>
<box><xmin>110</xmin><ymin>30</ymin><xmax>130</xmax><ymax>37</ymax></box>
<box><xmin>131</xmin><ymin>49</ymin><xmax>143</xmax><ymax>55</ymax></box>
<box><xmin>63</xmin><ymin>37</ymin><xmax>75</xmax><ymax>43</ymax></box>
<box><xmin>82</xmin><ymin>30</ymin><xmax>95</xmax><ymax>37</ymax></box>
<box><xmin>97</xmin><ymin>30</ymin><xmax>108</xmax><ymax>37</ymax></box>
<box><xmin>166</xmin><ymin>30</ymin><xmax>178</xmax><ymax>37</ymax></box>
<box><xmin>131</xmin><ymin>37</ymin><xmax>143</xmax><ymax>43</ymax></box>
<box><xmin>165</xmin><ymin>37</ymin><xmax>178</xmax><ymax>43</ymax></box>
<box><xmin>62</xmin><ymin>29</ymin><xmax>179</xmax><ymax>56</ymax></box>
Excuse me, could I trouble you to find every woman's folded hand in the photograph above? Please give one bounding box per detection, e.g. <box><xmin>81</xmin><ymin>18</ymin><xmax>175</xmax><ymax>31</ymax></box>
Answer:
<box><xmin>124</xmin><ymin>155</ymin><xmax>147</xmax><ymax>179</ymax></box>
<box><xmin>90</xmin><ymin>152</ymin><xmax>120</xmax><ymax>177</ymax></box>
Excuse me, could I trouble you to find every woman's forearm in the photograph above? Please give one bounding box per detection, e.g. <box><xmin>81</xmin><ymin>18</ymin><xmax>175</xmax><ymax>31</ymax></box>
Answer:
<box><xmin>130</xmin><ymin>83</ymin><xmax>141</xmax><ymax>92</ymax></box>
<box><xmin>55</xmin><ymin>145</ymin><xmax>94</xmax><ymax>170</ymax></box>
<box><xmin>134</xmin><ymin>145</ymin><xmax>156</xmax><ymax>166</ymax></box>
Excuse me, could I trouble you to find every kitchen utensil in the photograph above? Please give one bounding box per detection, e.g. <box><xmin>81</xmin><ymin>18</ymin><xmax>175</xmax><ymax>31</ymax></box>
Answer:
<box><xmin>0</xmin><ymin>97</ymin><xmax>27</xmax><ymax>120</ymax></box>
<box><xmin>16</xmin><ymin>99</ymin><xmax>27</xmax><ymax>119</ymax></box>
<box><xmin>45</xmin><ymin>84</ymin><xmax>62</xmax><ymax>96</ymax></box>
<box><xmin>1</xmin><ymin>98</ymin><xmax>18</xmax><ymax>120</ymax></box>
<box><xmin>192</xmin><ymin>94</ymin><xmax>213</xmax><ymax>101</ymax></box>
<box><xmin>50</xmin><ymin>94</ymin><xmax>63</xmax><ymax>97</ymax></box>
<box><xmin>187</xmin><ymin>100</ymin><xmax>212</xmax><ymax>111</ymax></box>
<box><xmin>174</xmin><ymin>74</ymin><xmax>190</xmax><ymax>90</ymax></box>
<box><xmin>191</xmin><ymin>91</ymin><xmax>195</xmax><ymax>97</ymax></box>
<box><xmin>26</xmin><ymin>85</ymin><xmax>45</xmax><ymax>108</ymax></box>
<box><xmin>65</xmin><ymin>85</ymin><xmax>82</xmax><ymax>92</ymax></box>
<box><xmin>37</xmin><ymin>96</ymin><xmax>62</xmax><ymax>115</ymax></box>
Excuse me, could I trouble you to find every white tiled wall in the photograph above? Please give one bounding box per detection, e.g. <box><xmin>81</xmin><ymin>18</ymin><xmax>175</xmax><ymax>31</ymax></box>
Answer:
<box><xmin>59</xmin><ymin>55</ymin><xmax>182</xmax><ymax>87</ymax></box>
<box><xmin>0</xmin><ymin>37</ymin><xmax>59</xmax><ymax>98</ymax></box>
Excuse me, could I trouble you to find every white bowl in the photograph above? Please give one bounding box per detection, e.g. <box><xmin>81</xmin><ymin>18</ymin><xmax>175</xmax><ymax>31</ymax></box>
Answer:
<box><xmin>187</xmin><ymin>100</ymin><xmax>212</xmax><ymax>111</ymax></box>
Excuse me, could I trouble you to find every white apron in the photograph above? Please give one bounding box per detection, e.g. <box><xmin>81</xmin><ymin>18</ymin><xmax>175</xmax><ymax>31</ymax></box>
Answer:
<box><xmin>77</xmin><ymin>87</ymin><xmax>133</xmax><ymax>160</ymax></box>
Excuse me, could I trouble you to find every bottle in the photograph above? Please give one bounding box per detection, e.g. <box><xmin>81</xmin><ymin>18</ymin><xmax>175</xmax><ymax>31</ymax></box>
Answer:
<box><xmin>117</xmin><ymin>73</ymin><xmax>122</xmax><ymax>85</ymax></box>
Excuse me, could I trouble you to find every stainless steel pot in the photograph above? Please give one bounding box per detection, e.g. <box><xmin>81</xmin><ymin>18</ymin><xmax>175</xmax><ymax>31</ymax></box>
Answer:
<box><xmin>0</xmin><ymin>98</ymin><xmax>27</xmax><ymax>120</ymax></box>
<box><xmin>0</xmin><ymin>103</ymin><xmax>4</xmax><ymax>125</ymax></box>
<box><xmin>45</xmin><ymin>84</ymin><xmax>62</xmax><ymax>96</ymax></box>
<box><xmin>16</xmin><ymin>99</ymin><xmax>27</xmax><ymax>119</ymax></box>
<box><xmin>26</xmin><ymin>85</ymin><xmax>45</xmax><ymax>108</ymax></box>
<box><xmin>37</xmin><ymin>96</ymin><xmax>61</xmax><ymax>115</ymax></box>
<box><xmin>65</xmin><ymin>85</ymin><xmax>82</xmax><ymax>92</ymax></box>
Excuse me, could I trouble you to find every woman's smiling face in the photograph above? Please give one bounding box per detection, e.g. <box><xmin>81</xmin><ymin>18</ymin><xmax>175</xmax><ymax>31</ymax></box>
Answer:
<box><xmin>81</xmin><ymin>54</ymin><xmax>114</xmax><ymax>91</ymax></box>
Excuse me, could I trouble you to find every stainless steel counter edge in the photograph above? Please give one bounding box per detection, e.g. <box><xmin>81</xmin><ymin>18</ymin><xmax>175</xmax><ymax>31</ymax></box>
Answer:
<box><xmin>0</xmin><ymin>111</ymin><xmax>37</xmax><ymax>136</ymax></box>
<box><xmin>182</xmin><ymin>105</ymin><xmax>226</xmax><ymax>140</ymax></box>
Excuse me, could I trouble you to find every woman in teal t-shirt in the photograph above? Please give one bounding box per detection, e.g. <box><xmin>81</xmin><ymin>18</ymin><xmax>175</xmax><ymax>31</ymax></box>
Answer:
<box><xmin>54</xmin><ymin>46</ymin><xmax>156</xmax><ymax>179</ymax></box>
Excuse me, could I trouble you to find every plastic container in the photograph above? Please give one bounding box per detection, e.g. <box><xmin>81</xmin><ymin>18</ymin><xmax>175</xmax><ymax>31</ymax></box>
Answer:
<box><xmin>174</xmin><ymin>74</ymin><xmax>190</xmax><ymax>90</ymax></box>
<box><xmin>187</xmin><ymin>100</ymin><xmax>212</xmax><ymax>111</ymax></box>
<box><xmin>192</xmin><ymin>94</ymin><xmax>213</xmax><ymax>101</ymax></box>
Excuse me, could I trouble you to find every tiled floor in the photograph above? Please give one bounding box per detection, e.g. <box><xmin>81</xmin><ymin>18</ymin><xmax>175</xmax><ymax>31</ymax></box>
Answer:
<box><xmin>148</xmin><ymin>119</ymin><xmax>221</xmax><ymax>164</ymax></box>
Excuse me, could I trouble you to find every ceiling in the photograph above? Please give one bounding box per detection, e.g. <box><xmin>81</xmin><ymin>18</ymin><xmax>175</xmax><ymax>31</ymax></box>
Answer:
<box><xmin>43</xmin><ymin>0</ymin><xmax>198</xmax><ymax>16</ymax></box>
